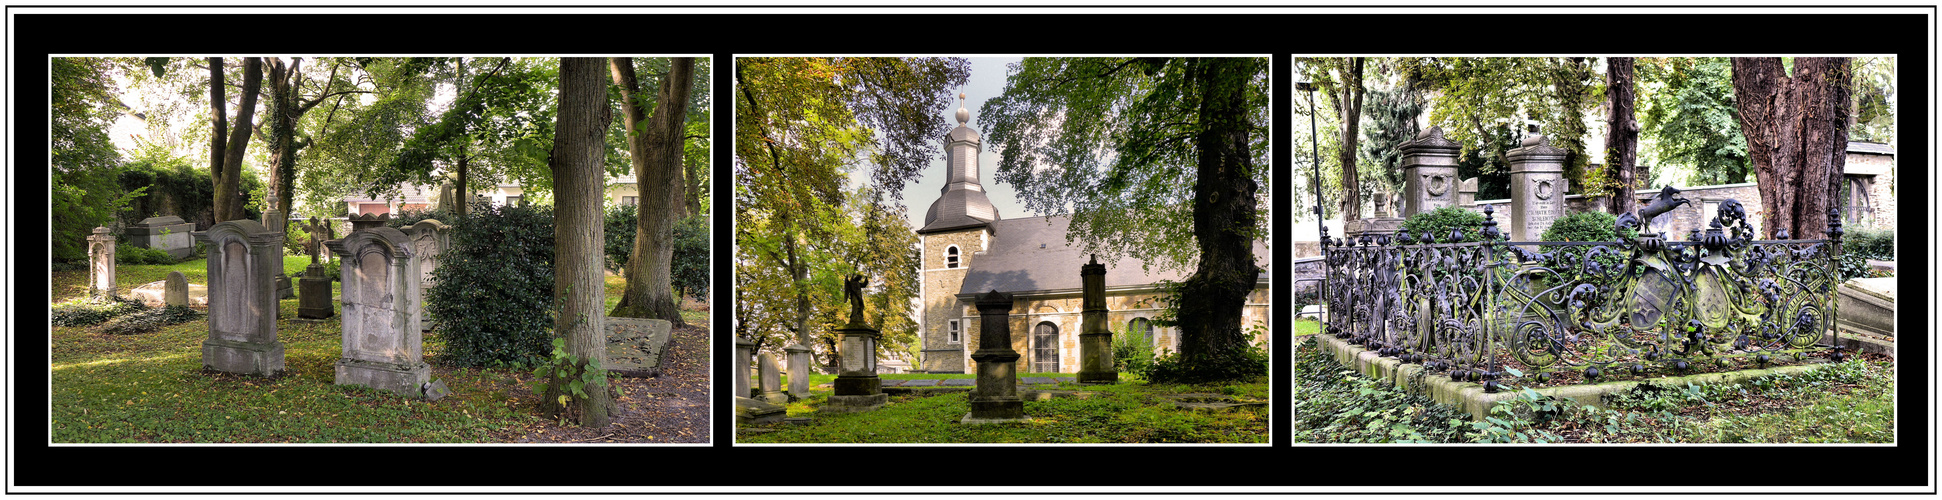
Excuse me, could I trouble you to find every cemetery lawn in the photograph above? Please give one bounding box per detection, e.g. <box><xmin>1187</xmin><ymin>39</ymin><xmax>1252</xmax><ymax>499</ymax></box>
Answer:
<box><xmin>738</xmin><ymin>374</ymin><xmax>1269</xmax><ymax>444</ymax></box>
<box><xmin>1286</xmin><ymin>336</ymin><xmax>1897</xmax><ymax>443</ymax></box>
<box><xmin>49</xmin><ymin>261</ymin><xmax>710</xmax><ymax>443</ymax></box>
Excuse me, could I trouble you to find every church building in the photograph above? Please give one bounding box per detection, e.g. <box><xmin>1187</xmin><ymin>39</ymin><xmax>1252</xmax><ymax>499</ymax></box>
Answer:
<box><xmin>915</xmin><ymin>96</ymin><xmax>1272</xmax><ymax>374</ymax></box>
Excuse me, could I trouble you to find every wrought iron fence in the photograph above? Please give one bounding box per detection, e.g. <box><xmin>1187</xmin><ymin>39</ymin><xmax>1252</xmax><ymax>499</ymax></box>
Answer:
<box><xmin>1322</xmin><ymin>196</ymin><xmax>1846</xmax><ymax>392</ymax></box>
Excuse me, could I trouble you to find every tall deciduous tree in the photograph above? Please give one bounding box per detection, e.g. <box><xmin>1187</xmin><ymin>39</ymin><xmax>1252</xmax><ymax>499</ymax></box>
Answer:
<box><xmin>1732</xmin><ymin>57</ymin><xmax>1853</xmax><ymax>240</ymax></box>
<box><xmin>1639</xmin><ymin>57</ymin><xmax>1749</xmax><ymax>186</ymax></box>
<box><xmin>610</xmin><ymin>57</ymin><xmax>693</xmax><ymax>324</ymax></box>
<box><xmin>1308</xmin><ymin>57</ymin><xmax>1367</xmax><ymax>221</ymax></box>
<box><xmin>208</xmin><ymin>57</ymin><xmax>263</xmax><ymax>223</ymax></box>
<box><xmin>981</xmin><ymin>57</ymin><xmax>1270</xmax><ymax>383</ymax></box>
<box><xmin>52</xmin><ymin>57</ymin><xmax>142</xmax><ymax>262</ymax></box>
<box><xmin>1604</xmin><ymin>57</ymin><xmax>1639</xmax><ymax>216</ymax></box>
<box><xmin>547</xmin><ymin>57</ymin><xmax>613</xmax><ymax>427</ymax></box>
<box><xmin>735</xmin><ymin>57</ymin><xmax>968</xmax><ymax>357</ymax></box>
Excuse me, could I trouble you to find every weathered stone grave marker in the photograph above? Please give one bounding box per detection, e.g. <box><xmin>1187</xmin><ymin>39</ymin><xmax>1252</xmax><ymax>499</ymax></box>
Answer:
<box><xmin>758</xmin><ymin>353</ymin><xmax>787</xmax><ymax>404</ymax></box>
<box><xmin>164</xmin><ymin>271</ymin><xmax>189</xmax><ymax>307</ymax></box>
<box><xmin>734</xmin><ymin>335</ymin><xmax>755</xmax><ymax>398</ymax></box>
<box><xmin>127</xmin><ymin>215</ymin><xmax>197</xmax><ymax>261</ymax></box>
<box><xmin>87</xmin><ymin>226</ymin><xmax>116</xmax><ymax>298</ymax></box>
<box><xmin>964</xmin><ymin>290</ymin><xmax>1025</xmax><ymax>424</ymax></box>
<box><xmin>1077</xmin><ymin>255</ymin><xmax>1116</xmax><ymax>384</ymax></box>
<box><xmin>297</xmin><ymin>217</ymin><xmax>336</xmax><ymax>320</ymax></box>
<box><xmin>195</xmin><ymin>220</ymin><xmax>285</xmax><ymax>376</ymax></box>
<box><xmin>405</xmin><ymin>219</ymin><xmax>449</xmax><ymax>332</ymax></box>
<box><xmin>826</xmin><ymin>274</ymin><xmax>887</xmax><ymax>413</ymax></box>
<box><xmin>326</xmin><ymin>226</ymin><xmax>433</xmax><ymax>398</ymax></box>
<box><xmin>1507</xmin><ymin>134</ymin><xmax>1569</xmax><ymax>242</ymax></box>
<box><xmin>1400</xmin><ymin>126</ymin><xmax>1461</xmax><ymax>217</ymax></box>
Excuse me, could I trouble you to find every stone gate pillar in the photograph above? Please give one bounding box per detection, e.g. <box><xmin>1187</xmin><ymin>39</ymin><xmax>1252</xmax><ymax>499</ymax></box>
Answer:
<box><xmin>326</xmin><ymin>227</ymin><xmax>429</xmax><ymax>397</ymax></box>
<box><xmin>965</xmin><ymin>290</ymin><xmax>1024</xmax><ymax>424</ymax></box>
<box><xmin>87</xmin><ymin>226</ymin><xmax>117</xmax><ymax>298</ymax></box>
<box><xmin>196</xmin><ymin>220</ymin><xmax>285</xmax><ymax>376</ymax></box>
<box><xmin>1077</xmin><ymin>255</ymin><xmax>1116</xmax><ymax>384</ymax></box>
<box><xmin>1507</xmin><ymin>135</ymin><xmax>1569</xmax><ymax>242</ymax></box>
<box><xmin>1399</xmin><ymin>126</ymin><xmax>1462</xmax><ymax>217</ymax></box>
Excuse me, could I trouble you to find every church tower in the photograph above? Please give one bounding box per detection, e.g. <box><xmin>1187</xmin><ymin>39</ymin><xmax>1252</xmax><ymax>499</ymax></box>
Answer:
<box><xmin>917</xmin><ymin>93</ymin><xmax>1000</xmax><ymax>373</ymax></box>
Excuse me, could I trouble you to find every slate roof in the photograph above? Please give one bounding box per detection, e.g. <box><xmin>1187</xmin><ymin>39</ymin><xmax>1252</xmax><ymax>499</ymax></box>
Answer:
<box><xmin>956</xmin><ymin>215</ymin><xmax>1271</xmax><ymax>297</ymax></box>
<box><xmin>920</xmin><ymin>187</ymin><xmax>1001</xmax><ymax>234</ymax></box>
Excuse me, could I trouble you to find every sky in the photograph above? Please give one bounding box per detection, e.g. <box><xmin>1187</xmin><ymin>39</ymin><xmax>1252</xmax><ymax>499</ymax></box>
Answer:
<box><xmin>893</xmin><ymin>57</ymin><xmax>1032</xmax><ymax>231</ymax></box>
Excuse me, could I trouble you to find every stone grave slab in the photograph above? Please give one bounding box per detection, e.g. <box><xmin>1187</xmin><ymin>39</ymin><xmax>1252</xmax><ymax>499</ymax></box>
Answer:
<box><xmin>1021</xmin><ymin>377</ymin><xmax>1057</xmax><ymax>385</ymax></box>
<box><xmin>897</xmin><ymin>379</ymin><xmax>939</xmax><ymax>387</ymax></box>
<box><xmin>606</xmin><ymin>317</ymin><xmax>673</xmax><ymax>378</ymax></box>
<box><xmin>129</xmin><ymin>280</ymin><xmax>209</xmax><ymax>307</ymax></box>
<box><xmin>939</xmin><ymin>378</ymin><xmax>977</xmax><ymax>387</ymax></box>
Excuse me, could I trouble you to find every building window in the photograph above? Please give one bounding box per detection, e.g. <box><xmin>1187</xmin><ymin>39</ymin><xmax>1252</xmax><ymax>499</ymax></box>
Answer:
<box><xmin>945</xmin><ymin>245</ymin><xmax>960</xmax><ymax>268</ymax></box>
<box><xmin>1843</xmin><ymin>175</ymin><xmax>1874</xmax><ymax>225</ymax></box>
<box><xmin>506</xmin><ymin>196</ymin><xmax>522</xmax><ymax>206</ymax></box>
<box><xmin>1129</xmin><ymin>317</ymin><xmax>1154</xmax><ymax>346</ymax></box>
<box><xmin>947</xmin><ymin>320</ymin><xmax>961</xmax><ymax>344</ymax></box>
<box><xmin>622</xmin><ymin>196</ymin><xmax>637</xmax><ymax>206</ymax></box>
<box><xmin>1032</xmin><ymin>322</ymin><xmax>1060</xmax><ymax>373</ymax></box>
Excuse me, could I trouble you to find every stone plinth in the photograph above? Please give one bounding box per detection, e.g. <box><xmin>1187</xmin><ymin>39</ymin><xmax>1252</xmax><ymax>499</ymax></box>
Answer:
<box><xmin>326</xmin><ymin>227</ymin><xmax>430</xmax><ymax>397</ymax></box>
<box><xmin>88</xmin><ymin>227</ymin><xmax>116</xmax><ymax>298</ymax></box>
<box><xmin>1507</xmin><ymin>135</ymin><xmax>1569</xmax><ymax>242</ymax></box>
<box><xmin>735</xmin><ymin>396</ymin><xmax>786</xmax><ymax>426</ymax></box>
<box><xmin>965</xmin><ymin>290</ymin><xmax>1025</xmax><ymax>424</ymax></box>
<box><xmin>196</xmin><ymin>220</ymin><xmax>285</xmax><ymax>376</ymax></box>
<box><xmin>1398</xmin><ymin>126</ymin><xmax>1461</xmax><ymax>217</ymax></box>
<box><xmin>783</xmin><ymin>342</ymin><xmax>812</xmax><ymax>401</ymax></box>
<box><xmin>825</xmin><ymin>325</ymin><xmax>888</xmax><ymax>413</ymax></box>
<box><xmin>758</xmin><ymin>353</ymin><xmax>787</xmax><ymax>404</ymax></box>
<box><xmin>1077</xmin><ymin>255</ymin><xmax>1116</xmax><ymax>384</ymax></box>
<box><xmin>297</xmin><ymin>264</ymin><xmax>335</xmax><ymax>319</ymax></box>
<box><xmin>127</xmin><ymin>216</ymin><xmax>197</xmax><ymax>261</ymax></box>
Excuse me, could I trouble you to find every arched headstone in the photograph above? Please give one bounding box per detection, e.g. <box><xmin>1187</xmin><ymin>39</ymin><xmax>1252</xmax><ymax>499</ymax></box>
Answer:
<box><xmin>195</xmin><ymin>220</ymin><xmax>284</xmax><ymax>376</ymax></box>
<box><xmin>326</xmin><ymin>227</ymin><xmax>429</xmax><ymax>397</ymax></box>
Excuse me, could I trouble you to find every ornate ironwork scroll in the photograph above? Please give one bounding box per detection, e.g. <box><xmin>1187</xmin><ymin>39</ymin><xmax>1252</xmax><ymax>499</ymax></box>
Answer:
<box><xmin>1323</xmin><ymin>192</ymin><xmax>1844</xmax><ymax>391</ymax></box>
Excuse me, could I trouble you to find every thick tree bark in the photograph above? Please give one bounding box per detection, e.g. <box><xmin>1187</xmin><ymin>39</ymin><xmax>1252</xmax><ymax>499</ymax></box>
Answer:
<box><xmin>1171</xmin><ymin>57</ymin><xmax>1264</xmax><ymax>382</ymax></box>
<box><xmin>209</xmin><ymin>57</ymin><xmax>264</xmax><ymax>223</ymax></box>
<box><xmin>1605</xmin><ymin>57</ymin><xmax>1639</xmax><ymax>216</ymax></box>
<box><xmin>264</xmin><ymin>58</ymin><xmax>301</xmax><ymax>234</ymax></box>
<box><xmin>609</xmin><ymin>57</ymin><xmax>693</xmax><ymax>326</ymax></box>
<box><xmin>548</xmin><ymin>57</ymin><xmax>614</xmax><ymax>428</ymax></box>
<box><xmin>1732</xmin><ymin>57</ymin><xmax>1852</xmax><ymax>239</ymax></box>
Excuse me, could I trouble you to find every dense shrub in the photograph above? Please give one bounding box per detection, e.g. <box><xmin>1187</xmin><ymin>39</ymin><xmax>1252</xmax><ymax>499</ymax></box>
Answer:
<box><xmin>51</xmin><ymin>296</ymin><xmax>148</xmax><ymax>327</ymax></box>
<box><xmin>1112</xmin><ymin>327</ymin><xmax>1157</xmax><ymax>375</ymax></box>
<box><xmin>1538</xmin><ymin>211</ymin><xmax>1638</xmax><ymax>286</ymax></box>
<box><xmin>1143</xmin><ymin>341</ymin><xmax>1270</xmax><ymax>384</ymax></box>
<box><xmin>424</xmin><ymin>202</ymin><xmax>558</xmax><ymax>367</ymax></box>
<box><xmin>1397</xmin><ymin>206</ymin><xmax>1487</xmax><ymax>243</ymax></box>
<box><xmin>99</xmin><ymin>305</ymin><xmax>201</xmax><ymax>335</ymax></box>
<box><xmin>1839</xmin><ymin>227</ymin><xmax>1896</xmax><ymax>279</ymax></box>
<box><xmin>602</xmin><ymin>204</ymin><xmax>638</xmax><ymax>275</ymax></box>
<box><xmin>114</xmin><ymin>242</ymin><xmax>175</xmax><ymax>265</ymax></box>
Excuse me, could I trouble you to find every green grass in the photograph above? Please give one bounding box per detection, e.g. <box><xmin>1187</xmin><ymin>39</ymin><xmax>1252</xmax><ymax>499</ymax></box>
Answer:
<box><xmin>43</xmin><ymin>258</ymin><xmax>658</xmax><ymax>443</ymax></box>
<box><xmin>739</xmin><ymin>373</ymin><xmax>1268</xmax><ymax>444</ymax></box>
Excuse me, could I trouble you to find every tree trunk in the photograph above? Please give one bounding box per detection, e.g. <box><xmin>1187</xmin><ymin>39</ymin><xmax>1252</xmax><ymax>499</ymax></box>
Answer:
<box><xmin>1333</xmin><ymin>58</ymin><xmax>1365</xmax><ymax>222</ymax></box>
<box><xmin>1605</xmin><ymin>57</ymin><xmax>1639</xmax><ymax>216</ymax></box>
<box><xmin>1732</xmin><ymin>57</ymin><xmax>1852</xmax><ymax>240</ymax></box>
<box><xmin>1169</xmin><ymin>57</ymin><xmax>1264</xmax><ymax>382</ymax></box>
<box><xmin>265</xmin><ymin>58</ymin><xmax>301</xmax><ymax>234</ymax></box>
<box><xmin>547</xmin><ymin>57</ymin><xmax>613</xmax><ymax>428</ymax></box>
<box><xmin>609</xmin><ymin>57</ymin><xmax>693</xmax><ymax>326</ymax></box>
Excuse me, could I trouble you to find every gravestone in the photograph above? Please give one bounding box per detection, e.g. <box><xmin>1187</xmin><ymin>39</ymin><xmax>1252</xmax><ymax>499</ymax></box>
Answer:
<box><xmin>348</xmin><ymin>212</ymin><xmax>390</xmax><ymax>233</ymax></box>
<box><xmin>404</xmin><ymin>219</ymin><xmax>449</xmax><ymax>331</ymax></box>
<box><xmin>758</xmin><ymin>353</ymin><xmax>787</xmax><ymax>404</ymax></box>
<box><xmin>783</xmin><ymin>343</ymin><xmax>812</xmax><ymax>401</ymax></box>
<box><xmin>1507</xmin><ymin>135</ymin><xmax>1569</xmax><ymax>242</ymax></box>
<box><xmin>734</xmin><ymin>336</ymin><xmax>755</xmax><ymax>398</ymax></box>
<box><xmin>195</xmin><ymin>220</ymin><xmax>285</xmax><ymax>376</ymax></box>
<box><xmin>1398</xmin><ymin>126</ymin><xmax>1461</xmax><ymax>217</ymax></box>
<box><xmin>826</xmin><ymin>274</ymin><xmax>887</xmax><ymax>413</ymax></box>
<box><xmin>297</xmin><ymin>217</ymin><xmax>336</xmax><ymax>320</ymax></box>
<box><xmin>126</xmin><ymin>215</ymin><xmax>197</xmax><ymax>261</ymax></box>
<box><xmin>87</xmin><ymin>227</ymin><xmax>116</xmax><ymax>298</ymax></box>
<box><xmin>1458</xmin><ymin>177</ymin><xmax>1479</xmax><ymax>209</ymax></box>
<box><xmin>964</xmin><ymin>290</ymin><xmax>1025</xmax><ymax>424</ymax></box>
<box><xmin>263</xmin><ymin>191</ymin><xmax>295</xmax><ymax>300</ymax></box>
<box><xmin>164</xmin><ymin>271</ymin><xmax>189</xmax><ymax>307</ymax></box>
<box><xmin>326</xmin><ymin>226</ymin><xmax>431</xmax><ymax>398</ymax></box>
<box><xmin>1077</xmin><ymin>255</ymin><xmax>1116</xmax><ymax>384</ymax></box>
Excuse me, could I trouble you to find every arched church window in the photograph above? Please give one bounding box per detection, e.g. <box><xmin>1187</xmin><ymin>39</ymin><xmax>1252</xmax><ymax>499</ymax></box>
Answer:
<box><xmin>1032</xmin><ymin>322</ymin><xmax>1060</xmax><ymax>373</ymax></box>
<box><xmin>946</xmin><ymin>245</ymin><xmax>960</xmax><ymax>268</ymax></box>
<box><xmin>1129</xmin><ymin>317</ymin><xmax>1153</xmax><ymax>346</ymax></box>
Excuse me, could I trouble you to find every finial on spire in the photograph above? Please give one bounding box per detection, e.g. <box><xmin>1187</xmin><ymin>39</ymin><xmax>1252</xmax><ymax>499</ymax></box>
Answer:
<box><xmin>955</xmin><ymin>92</ymin><xmax>969</xmax><ymax>125</ymax></box>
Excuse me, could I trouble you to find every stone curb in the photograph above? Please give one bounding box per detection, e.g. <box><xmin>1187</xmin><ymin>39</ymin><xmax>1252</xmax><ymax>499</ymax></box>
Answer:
<box><xmin>1313</xmin><ymin>334</ymin><xmax>1832</xmax><ymax>420</ymax></box>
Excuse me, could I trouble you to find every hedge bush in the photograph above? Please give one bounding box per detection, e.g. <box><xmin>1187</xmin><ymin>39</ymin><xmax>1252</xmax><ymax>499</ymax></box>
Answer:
<box><xmin>1840</xmin><ymin>227</ymin><xmax>1895</xmax><ymax>279</ymax></box>
<box><xmin>424</xmin><ymin>202</ymin><xmax>557</xmax><ymax>367</ymax></box>
<box><xmin>1538</xmin><ymin>211</ymin><xmax>1637</xmax><ymax>286</ymax></box>
<box><xmin>1397</xmin><ymin>206</ymin><xmax>1487</xmax><ymax>244</ymax></box>
<box><xmin>114</xmin><ymin>242</ymin><xmax>175</xmax><ymax>265</ymax></box>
